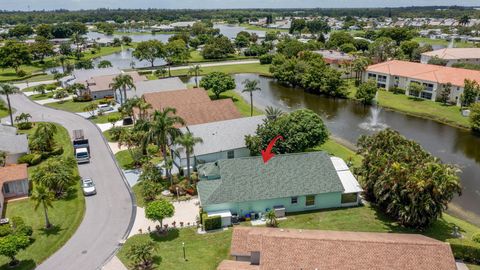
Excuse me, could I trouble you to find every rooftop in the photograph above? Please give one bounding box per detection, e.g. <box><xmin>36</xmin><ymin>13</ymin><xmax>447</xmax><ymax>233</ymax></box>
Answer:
<box><xmin>143</xmin><ymin>88</ymin><xmax>241</xmax><ymax>126</ymax></box>
<box><xmin>219</xmin><ymin>227</ymin><xmax>456</xmax><ymax>270</ymax></box>
<box><xmin>0</xmin><ymin>133</ymin><xmax>29</xmax><ymax>154</ymax></box>
<box><xmin>86</xmin><ymin>71</ymin><xmax>147</xmax><ymax>92</ymax></box>
<box><xmin>366</xmin><ymin>60</ymin><xmax>480</xmax><ymax>87</ymax></box>
<box><xmin>314</xmin><ymin>50</ymin><xmax>355</xmax><ymax>64</ymax></box>
<box><xmin>0</xmin><ymin>124</ymin><xmax>17</xmax><ymax>136</ymax></box>
<box><xmin>0</xmin><ymin>164</ymin><xmax>28</xmax><ymax>183</ymax></box>
<box><xmin>197</xmin><ymin>152</ymin><xmax>344</xmax><ymax>206</ymax></box>
<box><xmin>73</xmin><ymin>67</ymin><xmax>121</xmax><ymax>82</ymax></box>
<box><xmin>176</xmin><ymin>116</ymin><xmax>265</xmax><ymax>158</ymax></box>
<box><xmin>421</xmin><ymin>48</ymin><xmax>480</xmax><ymax>60</ymax></box>
<box><xmin>128</xmin><ymin>77</ymin><xmax>186</xmax><ymax>99</ymax></box>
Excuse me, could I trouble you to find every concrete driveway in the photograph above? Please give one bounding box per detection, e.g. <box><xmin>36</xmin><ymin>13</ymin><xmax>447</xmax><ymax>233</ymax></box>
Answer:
<box><xmin>1</xmin><ymin>91</ymin><xmax>135</xmax><ymax>270</ymax></box>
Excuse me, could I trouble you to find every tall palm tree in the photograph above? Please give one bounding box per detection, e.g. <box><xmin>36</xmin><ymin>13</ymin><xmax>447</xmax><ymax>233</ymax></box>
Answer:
<box><xmin>136</xmin><ymin>99</ymin><xmax>152</xmax><ymax>121</ymax></box>
<box><xmin>109</xmin><ymin>74</ymin><xmax>135</xmax><ymax>105</ymax></box>
<box><xmin>31</xmin><ymin>122</ymin><xmax>57</xmax><ymax>152</ymax></box>
<box><xmin>242</xmin><ymin>79</ymin><xmax>261</xmax><ymax>117</ymax></box>
<box><xmin>31</xmin><ymin>185</ymin><xmax>55</xmax><ymax>229</ymax></box>
<box><xmin>188</xmin><ymin>65</ymin><xmax>203</xmax><ymax>88</ymax></box>
<box><xmin>0</xmin><ymin>83</ymin><xmax>20</xmax><ymax>126</ymax></box>
<box><xmin>138</xmin><ymin>108</ymin><xmax>185</xmax><ymax>181</ymax></box>
<box><xmin>352</xmin><ymin>57</ymin><xmax>369</xmax><ymax>85</ymax></box>
<box><xmin>15</xmin><ymin>112</ymin><xmax>32</xmax><ymax>124</ymax></box>
<box><xmin>70</xmin><ymin>32</ymin><xmax>85</xmax><ymax>60</ymax></box>
<box><xmin>175</xmin><ymin>132</ymin><xmax>203</xmax><ymax>186</ymax></box>
<box><xmin>58</xmin><ymin>55</ymin><xmax>67</xmax><ymax>73</ymax></box>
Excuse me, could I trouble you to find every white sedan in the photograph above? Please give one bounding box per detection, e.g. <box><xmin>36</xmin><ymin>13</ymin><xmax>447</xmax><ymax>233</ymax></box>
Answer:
<box><xmin>81</xmin><ymin>178</ymin><xmax>97</xmax><ymax>196</ymax></box>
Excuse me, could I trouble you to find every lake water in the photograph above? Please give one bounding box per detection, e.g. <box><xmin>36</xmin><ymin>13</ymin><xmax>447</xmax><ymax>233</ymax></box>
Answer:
<box><xmin>184</xmin><ymin>74</ymin><xmax>480</xmax><ymax>224</ymax></box>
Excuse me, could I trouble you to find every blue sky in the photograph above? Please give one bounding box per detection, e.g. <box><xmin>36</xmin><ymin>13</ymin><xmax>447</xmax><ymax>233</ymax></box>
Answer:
<box><xmin>2</xmin><ymin>0</ymin><xmax>479</xmax><ymax>11</ymax></box>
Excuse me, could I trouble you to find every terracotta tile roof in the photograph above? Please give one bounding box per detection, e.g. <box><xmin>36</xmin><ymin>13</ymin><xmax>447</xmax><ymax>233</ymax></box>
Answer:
<box><xmin>422</xmin><ymin>48</ymin><xmax>480</xmax><ymax>60</ymax></box>
<box><xmin>366</xmin><ymin>60</ymin><xmax>480</xmax><ymax>87</ymax></box>
<box><xmin>221</xmin><ymin>227</ymin><xmax>456</xmax><ymax>270</ymax></box>
<box><xmin>143</xmin><ymin>88</ymin><xmax>241</xmax><ymax>126</ymax></box>
<box><xmin>0</xmin><ymin>164</ymin><xmax>28</xmax><ymax>183</ymax></box>
<box><xmin>86</xmin><ymin>72</ymin><xmax>147</xmax><ymax>92</ymax></box>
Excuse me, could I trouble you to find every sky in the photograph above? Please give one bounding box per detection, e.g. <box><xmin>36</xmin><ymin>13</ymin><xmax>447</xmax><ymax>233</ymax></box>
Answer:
<box><xmin>1</xmin><ymin>0</ymin><xmax>479</xmax><ymax>11</ymax></box>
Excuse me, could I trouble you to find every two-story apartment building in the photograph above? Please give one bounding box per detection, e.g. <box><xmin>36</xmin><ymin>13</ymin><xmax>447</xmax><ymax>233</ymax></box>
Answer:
<box><xmin>421</xmin><ymin>48</ymin><xmax>480</xmax><ymax>67</ymax></box>
<box><xmin>364</xmin><ymin>60</ymin><xmax>480</xmax><ymax>105</ymax></box>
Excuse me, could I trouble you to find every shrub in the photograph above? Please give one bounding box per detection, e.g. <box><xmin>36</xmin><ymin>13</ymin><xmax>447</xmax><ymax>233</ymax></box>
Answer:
<box><xmin>73</xmin><ymin>94</ymin><xmax>93</xmax><ymax>102</ymax></box>
<box><xmin>10</xmin><ymin>216</ymin><xmax>33</xmax><ymax>237</ymax></box>
<box><xmin>202</xmin><ymin>214</ymin><xmax>222</xmax><ymax>231</ymax></box>
<box><xmin>259</xmin><ymin>54</ymin><xmax>273</xmax><ymax>64</ymax></box>
<box><xmin>0</xmin><ymin>225</ymin><xmax>12</xmax><ymax>237</ymax></box>
<box><xmin>17</xmin><ymin>122</ymin><xmax>32</xmax><ymax>130</ymax></box>
<box><xmin>391</xmin><ymin>86</ymin><xmax>406</xmax><ymax>95</ymax></box>
<box><xmin>449</xmin><ymin>239</ymin><xmax>480</xmax><ymax>264</ymax></box>
<box><xmin>17</xmin><ymin>153</ymin><xmax>42</xmax><ymax>166</ymax></box>
<box><xmin>16</xmin><ymin>70</ymin><xmax>27</xmax><ymax>77</ymax></box>
<box><xmin>45</xmin><ymin>85</ymin><xmax>56</xmax><ymax>91</ymax></box>
<box><xmin>473</xmin><ymin>233</ymin><xmax>480</xmax><ymax>243</ymax></box>
<box><xmin>50</xmin><ymin>147</ymin><xmax>64</xmax><ymax>156</ymax></box>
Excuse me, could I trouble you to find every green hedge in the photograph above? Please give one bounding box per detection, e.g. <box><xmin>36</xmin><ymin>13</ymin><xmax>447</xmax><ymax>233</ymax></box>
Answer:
<box><xmin>18</xmin><ymin>153</ymin><xmax>42</xmax><ymax>166</ymax></box>
<box><xmin>202</xmin><ymin>214</ymin><xmax>221</xmax><ymax>231</ymax></box>
<box><xmin>449</xmin><ymin>239</ymin><xmax>480</xmax><ymax>264</ymax></box>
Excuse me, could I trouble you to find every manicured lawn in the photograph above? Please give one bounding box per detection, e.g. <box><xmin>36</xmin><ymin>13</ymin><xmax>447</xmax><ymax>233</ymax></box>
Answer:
<box><xmin>46</xmin><ymin>100</ymin><xmax>97</xmax><ymax>113</ymax></box>
<box><xmin>311</xmin><ymin>139</ymin><xmax>362</xmax><ymax>167</ymax></box>
<box><xmin>29</xmin><ymin>93</ymin><xmax>56</xmax><ymax>101</ymax></box>
<box><xmin>91</xmin><ymin>111</ymin><xmax>123</xmax><ymax>124</ymax></box>
<box><xmin>377</xmin><ymin>90</ymin><xmax>469</xmax><ymax>129</ymax></box>
<box><xmin>170</xmin><ymin>63</ymin><xmax>271</xmax><ymax>77</ymax></box>
<box><xmin>206</xmin><ymin>89</ymin><xmax>263</xmax><ymax>117</ymax></box>
<box><xmin>118</xmin><ymin>228</ymin><xmax>232</xmax><ymax>270</ymax></box>
<box><xmin>131</xmin><ymin>182</ymin><xmax>146</xmax><ymax>208</ymax></box>
<box><xmin>115</xmin><ymin>149</ymin><xmax>162</xmax><ymax>170</ymax></box>
<box><xmin>188</xmin><ymin>50</ymin><xmax>251</xmax><ymax>63</ymax></box>
<box><xmin>117</xmin><ymin>204</ymin><xmax>480</xmax><ymax>270</ymax></box>
<box><xmin>413</xmin><ymin>37</ymin><xmax>476</xmax><ymax>48</ymax></box>
<box><xmin>2</xmin><ymin>123</ymin><xmax>85</xmax><ymax>270</ymax></box>
<box><xmin>22</xmin><ymin>83</ymin><xmax>58</xmax><ymax>93</ymax></box>
<box><xmin>468</xmin><ymin>264</ymin><xmax>480</xmax><ymax>270</ymax></box>
<box><xmin>82</xmin><ymin>45</ymin><xmax>133</xmax><ymax>61</ymax></box>
<box><xmin>0</xmin><ymin>66</ymin><xmax>46</xmax><ymax>83</ymax></box>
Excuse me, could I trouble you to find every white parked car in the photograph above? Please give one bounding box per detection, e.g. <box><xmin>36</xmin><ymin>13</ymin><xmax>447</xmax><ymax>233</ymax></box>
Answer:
<box><xmin>81</xmin><ymin>178</ymin><xmax>97</xmax><ymax>196</ymax></box>
<box><xmin>98</xmin><ymin>104</ymin><xmax>114</xmax><ymax>111</ymax></box>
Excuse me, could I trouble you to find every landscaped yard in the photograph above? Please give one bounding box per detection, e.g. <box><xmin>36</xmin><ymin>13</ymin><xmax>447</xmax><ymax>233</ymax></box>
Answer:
<box><xmin>91</xmin><ymin>111</ymin><xmax>123</xmax><ymax>124</ymax></box>
<box><xmin>311</xmin><ymin>139</ymin><xmax>362</xmax><ymax>167</ymax></box>
<box><xmin>117</xmin><ymin>204</ymin><xmax>480</xmax><ymax>270</ymax></box>
<box><xmin>377</xmin><ymin>90</ymin><xmax>469</xmax><ymax>129</ymax></box>
<box><xmin>115</xmin><ymin>149</ymin><xmax>163</xmax><ymax>170</ymax></box>
<box><xmin>207</xmin><ymin>89</ymin><xmax>263</xmax><ymax>117</ymax></box>
<box><xmin>46</xmin><ymin>100</ymin><xmax>97</xmax><ymax>113</ymax></box>
<box><xmin>188</xmin><ymin>50</ymin><xmax>251</xmax><ymax>63</ymax></box>
<box><xmin>1</xmin><ymin>123</ymin><xmax>85</xmax><ymax>270</ymax></box>
<box><xmin>169</xmin><ymin>63</ymin><xmax>271</xmax><ymax>77</ymax></box>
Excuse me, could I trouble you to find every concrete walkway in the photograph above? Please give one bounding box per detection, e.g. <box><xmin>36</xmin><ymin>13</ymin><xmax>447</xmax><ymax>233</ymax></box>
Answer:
<box><xmin>102</xmin><ymin>256</ymin><xmax>128</xmax><ymax>270</ymax></box>
<box><xmin>129</xmin><ymin>198</ymin><xmax>200</xmax><ymax>238</ymax></box>
<box><xmin>35</xmin><ymin>95</ymin><xmax>73</xmax><ymax>105</ymax></box>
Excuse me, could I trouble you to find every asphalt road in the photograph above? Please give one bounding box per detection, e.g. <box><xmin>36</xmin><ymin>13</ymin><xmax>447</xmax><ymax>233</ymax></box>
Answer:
<box><xmin>1</xmin><ymin>92</ymin><xmax>135</xmax><ymax>270</ymax></box>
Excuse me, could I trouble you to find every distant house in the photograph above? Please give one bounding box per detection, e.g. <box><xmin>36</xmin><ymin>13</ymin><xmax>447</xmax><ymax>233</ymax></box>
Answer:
<box><xmin>81</xmin><ymin>71</ymin><xmax>147</xmax><ymax>100</ymax></box>
<box><xmin>0</xmin><ymin>125</ymin><xmax>29</xmax><ymax>165</ymax></box>
<box><xmin>142</xmin><ymin>88</ymin><xmax>241</xmax><ymax>126</ymax></box>
<box><xmin>365</xmin><ymin>60</ymin><xmax>480</xmax><ymax>105</ymax></box>
<box><xmin>217</xmin><ymin>227</ymin><xmax>457</xmax><ymax>270</ymax></box>
<box><xmin>421</xmin><ymin>48</ymin><xmax>480</xmax><ymax>66</ymax></box>
<box><xmin>0</xmin><ymin>164</ymin><xmax>29</xmax><ymax>213</ymax></box>
<box><xmin>197</xmin><ymin>152</ymin><xmax>362</xmax><ymax>225</ymax></box>
<box><xmin>171</xmin><ymin>116</ymin><xmax>265</xmax><ymax>171</ymax></box>
<box><xmin>62</xmin><ymin>67</ymin><xmax>122</xmax><ymax>88</ymax></box>
<box><xmin>128</xmin><ymin>77</ymin><xmax>187</xmax><ymax>99</ymax></box>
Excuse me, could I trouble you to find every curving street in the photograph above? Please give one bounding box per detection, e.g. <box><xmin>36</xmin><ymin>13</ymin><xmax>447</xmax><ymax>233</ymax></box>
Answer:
<box><xmin>1</xmin><ymin>91</ymin><xmax>135</xmax><ymax>270</ymax></box>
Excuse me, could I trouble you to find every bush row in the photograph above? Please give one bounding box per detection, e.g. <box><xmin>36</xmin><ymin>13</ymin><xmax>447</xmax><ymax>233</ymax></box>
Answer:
<box><xmin>201</xmin><ymin>213</ymin><xmax>221</xmax><ymax>231</ymax></box>
<box><xmin>449</xmin><ymin>238</ymin><xmax>480</xmax><ymax>264</ymax></box>
<box><xmin>18</xmin><ymin>146</ymin><xmax>64</xmax><ymax>166</ymax></box>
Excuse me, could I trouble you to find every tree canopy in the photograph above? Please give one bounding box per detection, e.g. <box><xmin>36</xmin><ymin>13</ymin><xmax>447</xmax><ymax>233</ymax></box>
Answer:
<box><xmin>199</xmin><ymin>72</ymin><xmax>236</xmax><ymax>99</ymax></box>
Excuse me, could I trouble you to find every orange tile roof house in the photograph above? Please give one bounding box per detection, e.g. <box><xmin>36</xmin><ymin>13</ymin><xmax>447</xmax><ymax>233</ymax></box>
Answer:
<box><xmin>143</xmin><ymin>88</ymin><xmax>242</xmax><ymax>126</ymax></box>
<box><xmin>421</xmin><ymin>48</ymin><xmax>480</xmax><ymax>67</ymax></box>
<box><xmin>0</xmin><ymin>164</ymin><xmax>29</xmax><ymax>214</ymax></box>
<box><xmin>218</xmin><ymin>227</ymin><xmax>457</xmax><ymax>270</ymax></box>
<box><xmin>82</xmin><ymin>71</ymin><xmax>147</xmax><ymax>100</ymax></box>
<box><xmin>364</xmin><ymin>60</ymin><xmax>480</xmax><ymax>105</ymax></box>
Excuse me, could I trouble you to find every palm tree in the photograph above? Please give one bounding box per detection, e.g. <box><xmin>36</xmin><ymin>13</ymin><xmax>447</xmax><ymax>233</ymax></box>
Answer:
<box><xmin>0</xmin><ymin>83</ymin><xmax>20</xmax><ymax>126</ymax></box>
<box><xmin>33</xmin><ymin>84</ymin><xmax>46</xmax><ymax>95</ymax></box>
<box><xmin>175</xmin><ymin>132</ymin><xmax>203</xmax><ymax>186</ymax></box>
<box><xmin>97</xmin><ymin>60</ymin><xmax>113</xmax><ymax>68</ymax></box>
<box><xmin>265</xmin><ymin>106</ymin><xmax>284</xmax><ymax>121</ymax></box>
<box><xmin>188</xmin><ymin>65</ymin><xmax>203</xmax><ymax>88</ymax></box>
<box><xmin>58</xmin><ymin>55</ymin><xmax>67</xmax><ymax>73</ymax></box>
<box><xmin>352</xmin><ymin>57</ymin><xmax>369</xmax><ymax>85</ymax></box>
<box><xmin>31</xmin><ymin>185</ymin><xmax>55</xmax><ymax>229</ymax></box>
<box><xmin>138</xmin><ymin>108</ymin><xmax>185</xmax><ymax>181</ymax></box>
<box><xmin>109</xmin><ymin>74</ymin><xmax>135</xmax><ymax>105</ymax></box>
<box><xmin>126</xmin><ymin>240</ymin><xmax>156</xmax><ymax>270</ymax></box>
<box><xmin>15</xmin><ymin>112</ymin><xmax>31</xmax><ymax>124</ymax></box>
<box><xmin>136</xmin><ymin>99</ymin><xmax>152</xmax><ymax>121</ymax></box>
<box><xmin>83</xmin><ymin>103</ymin><xmax>99</xmax><ymax>118</ymax></box>
<box><xmin>119</xmin><ymin>97</ymin><xmax>140</xmax><ymax>123</ymax></box>
<box><xmin>265</xmin><ymin>209</ymin><xmax>278</xmax><ymax>227</ymax></box>
<box><xmin>71</xmin><ymin>32</ymin><xmax>85</xmax><ymax>60</ymax></box>
<box><xmin>242</xmin><ymin>79</ymin><xmax>261</xmax><ymax>117</ymax></box>
<box><xmin>459</xmin><ymin>15</ymin><xmax>470</xmax><ymax>26</ymax></box>
<box><xmin>30</xmin><ymin>122</ymin><xmax>57</xmax><ymax>152</ymax></box>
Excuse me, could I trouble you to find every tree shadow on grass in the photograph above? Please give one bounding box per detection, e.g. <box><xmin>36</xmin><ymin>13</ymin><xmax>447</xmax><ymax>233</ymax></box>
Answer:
<box><xmin>408</xmin><ymin>97</ymin><xmax>425</xmax><ymax>102</ymax></box>
<box><xmin>39</xmin><ymin>224</ymin><xmax>63</xmax><ymax>237</ymax></box>
<box><xmin>0</xmin><ymin>259</ymin><xmax>35</xmax><ymax>270</ymax></box>
<box><xmin>63</xmin><ymin>187</ymin><xmax>79</xmax><ymax>201</ymax></box>
<box><xmin>149</xmin><ymin>228</ymin><xmax>180</xmax><ymax>242</ymax></box>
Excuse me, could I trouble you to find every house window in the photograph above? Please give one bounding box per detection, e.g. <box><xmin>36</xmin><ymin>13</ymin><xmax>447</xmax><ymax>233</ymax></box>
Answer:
<box><xmin>227</xmin><ymin>150</ymin><xmax>234</xmax><ymax>159</ymax></box>
<box><xmin>341</xmin><ymin>193</ymin><xmax>358</xmax><ymax>204</ymax></box>
<box><xmin>420</xmin><ymin>91</ymin><xmax>433</xmax><ymax>100</ymax></box>
<box><xmin>377</xmin><ymin>75</ymin><xmax>387</xmax><ymax>83</ymax></box>
<box><xmin>305</xmin><ymin>195</ymin><xmax>315</xmax><ymax>207</ymax></box>
<box><xmin>367</xmin><ymin>73</ymin><xmax>376</xmax><ymax>79</ymax></box>
<box><xmin>3</xmin><ymin>183</ymin><xmax>10</xmax><ymax>194</ymax></box>
<box><xmin>291</xmin><ymin>197</ymin><xmax>298</xmax><ymax>204</ymax></box>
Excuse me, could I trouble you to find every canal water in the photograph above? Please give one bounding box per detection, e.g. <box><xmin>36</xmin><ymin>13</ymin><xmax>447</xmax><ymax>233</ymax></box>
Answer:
<box><xmin>184</xmin><ymin>73</ymin><xmax>480</xmax><ymax>224</ymax></box>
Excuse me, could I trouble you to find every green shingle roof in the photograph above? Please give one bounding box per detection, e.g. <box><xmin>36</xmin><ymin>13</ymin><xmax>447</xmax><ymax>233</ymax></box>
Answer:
<box><xmin>197</xmin><ymin>151</ymin><xmax>344</xmax><ymax>206</ymax></box>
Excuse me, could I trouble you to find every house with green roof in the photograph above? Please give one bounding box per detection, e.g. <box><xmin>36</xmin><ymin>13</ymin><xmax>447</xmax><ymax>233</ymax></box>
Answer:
<box><xmin>197</xmin><ymin>151</ymin><xmax>363</xmax><ymax>225</ymax></box>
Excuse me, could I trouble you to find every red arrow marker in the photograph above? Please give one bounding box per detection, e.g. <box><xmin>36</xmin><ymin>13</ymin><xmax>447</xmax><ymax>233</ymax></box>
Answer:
<box><xmin>261</xmin><ymin>135</ymin><xmax>284</xmax><ymax>164</ymax></box>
